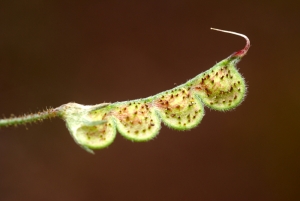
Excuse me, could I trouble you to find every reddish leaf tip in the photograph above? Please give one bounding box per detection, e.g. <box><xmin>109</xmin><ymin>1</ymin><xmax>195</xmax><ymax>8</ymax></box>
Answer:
<box><xmin>210</xmin><ymin>28</ymin><xmax>250</xmax><ymax>57</ymax></box>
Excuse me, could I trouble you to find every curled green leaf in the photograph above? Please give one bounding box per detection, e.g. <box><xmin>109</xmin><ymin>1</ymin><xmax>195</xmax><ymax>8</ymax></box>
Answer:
<box><xmin>58</xmin><ymin>28</ymin><xmax>250</xmax><ymax>152</ymax></box>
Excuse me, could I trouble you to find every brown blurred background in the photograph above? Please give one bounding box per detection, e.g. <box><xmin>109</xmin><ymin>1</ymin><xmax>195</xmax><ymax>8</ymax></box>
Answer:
<box><xmin>0</xmin><ymin>1</ymin><xmax>299</xmax><ymax>201</ymax></box>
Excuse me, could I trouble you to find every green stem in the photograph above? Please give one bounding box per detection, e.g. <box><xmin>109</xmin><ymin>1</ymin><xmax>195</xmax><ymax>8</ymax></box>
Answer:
<box><xmin>0</xmin><ymin>107</ymin><xmax>60</xmax><ymax>127</ymax></box>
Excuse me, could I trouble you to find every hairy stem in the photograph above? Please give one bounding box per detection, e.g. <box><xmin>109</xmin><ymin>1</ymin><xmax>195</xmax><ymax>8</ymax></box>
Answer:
<box><xmin>0</xmin><ymin>108</ymin><xmax>60</xmax><ymax>127</ymax></box>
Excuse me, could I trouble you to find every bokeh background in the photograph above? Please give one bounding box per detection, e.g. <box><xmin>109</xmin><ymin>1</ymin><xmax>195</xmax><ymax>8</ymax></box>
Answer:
<box><xmin>0</xmin><ymin>1</ymin><xmax>299</xmax><ymax>200</ymax></box>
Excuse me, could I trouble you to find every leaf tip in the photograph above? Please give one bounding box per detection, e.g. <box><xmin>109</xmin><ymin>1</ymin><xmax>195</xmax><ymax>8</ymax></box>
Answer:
<box><xmin>210</xmin><ymin>27</ymin><xmax>250</xmax><ymax>58</ymax></box>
